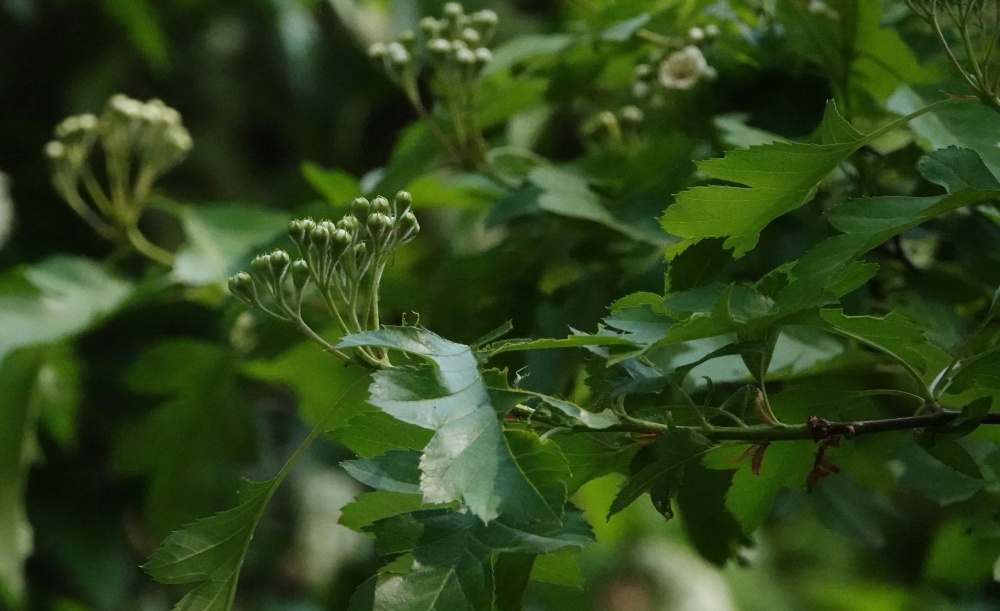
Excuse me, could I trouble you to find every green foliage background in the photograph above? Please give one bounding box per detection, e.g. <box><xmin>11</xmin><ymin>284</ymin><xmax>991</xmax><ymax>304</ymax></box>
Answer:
<box><xmin>3</xmin><ymin>0</ymin><xmax>1000</xmax><ymax>610</ymax></box>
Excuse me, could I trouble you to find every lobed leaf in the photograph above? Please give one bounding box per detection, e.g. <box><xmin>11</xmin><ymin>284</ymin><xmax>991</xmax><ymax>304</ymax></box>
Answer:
<box><xmin>337</xmin><ymin>326</ymin><xmax>571</xmax><ymax>523</ymax></box>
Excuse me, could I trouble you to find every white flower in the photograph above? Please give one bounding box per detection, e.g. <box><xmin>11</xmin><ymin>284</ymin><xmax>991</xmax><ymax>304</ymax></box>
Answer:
<box><xmin>658</xmin><ymin>45</ymin><xmax>715</xmax><ymax>90</ymax></box>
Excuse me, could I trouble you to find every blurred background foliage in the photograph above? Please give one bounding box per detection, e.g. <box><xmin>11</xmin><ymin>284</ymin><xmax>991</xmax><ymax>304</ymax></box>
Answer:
<box><xmin>2</xmin><ymin>0</ymin><xmax>1000</xmax><ymax>610</ymax></box>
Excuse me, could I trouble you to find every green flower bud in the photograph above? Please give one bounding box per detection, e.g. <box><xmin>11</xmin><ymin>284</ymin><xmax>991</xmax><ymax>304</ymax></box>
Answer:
<box><xmin>428</xmin><ymin>37</ymin><xmax>452</xmax><ymax>58</ymax></box>
<box><xmin>398</xmin><ymin>30</ymin><xmax>416</xmax><ymax>50</ymax></box>
<box><xmin>228</xmin><ymin>272</ymin><xmax>259</xmax><ymax>306</ymax></box>
<box><xmin>291</xmin><ymin>259</ymin><xmax>310</xmax><ymax>293</ymax></box>
<box><xmin>351</xmin><ymin>196</ymin><xmax>371</xmax><ymax>219</ymax></box>
<box><xmin>393</xmin><ymin>190</ymin><xmax>412</xmax><ymax>211</ymax></box>
<box><xmin>250</xmin><ymin>254</ymin><xmax>270</xmax><ymax>276</ymax></box>
<box><xmin>45</xmin><ymin>141</ymin><xmax>65</xmax><ymax>160</ymax></box>
<box><xmin>473</xmin><ymin>47</ymin><xmax>491</xmax><ymax>68</ymax></box>
<box><xmin>460</xmin><ymin>27</ymin><xmax>481</xmax><ymax>46</ymax></box>
<box><xmin>387</xmin><ymin>42</ymin><xmax>411</xmax><ymax>68</ymax></box>
<box><xmin>397</xmin><ymin>209</ymin><xmax>420</xmax><ymax>241</ymax></box>
<box><xmin>268</xmin><ymin>249</ymin><xmax>291</xmax><ymax>280</ymax></box>
<box><xmin>455</xmin><ymin>47</ymin><xmax>476</xmax><ymax>66</ymax></box>
<box><xmin>420</xmin><ymin>17</ymin><xmax>442</xmax><ymax>38</ymax></box>
<box><xmin>443</xmin><ymin>2</ymin><xmax>463</xmax><ymax>19</ymax></box>
<box><xmin>450</xmin><ymin>39</ymin><xmax>469</xmax><ymax>53</ymax></box>
<box><xmin>368</xmin><ymin>42</ymin><xmax>388</xmax><ymax>60</ymax></box>
<box><xmin>619</xmin><ymin>105</ymin><xmax>644</xmax><ymax>125</ymax></box>
<box><xmin>337</xmin><ymin>215</ymin><xmax>359</xmax><ymax>233</ymax></box>
<box><xmin>471</xmin><ymin>9</ymin><xmax>498</xmax><ymax>30</ymax></box>
<box><xmin>634</xmin><ymin>64</ymin><xmax>653</xmax><ymax>80</ymax></box>
<box><xmin>371</xmin><ymin>195</ymin><xmax>391</xmax><ymax>214</ymax></box>
<box><xmin>289</xmin><ymin>219</ymin><xmax>309</xmax><ymax>246</ymax></box>
<box><xmin>310</xmin><ymin>224</ymin><xmax>331</xmax><ymax>250</ymax></box>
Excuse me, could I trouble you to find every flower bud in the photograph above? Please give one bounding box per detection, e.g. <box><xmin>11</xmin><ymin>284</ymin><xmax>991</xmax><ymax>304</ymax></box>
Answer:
<box><xmin>471</xmin><ymin>10</ymin><xmax>498</xmax><ymax>30</ymax></box>
<box><xmin>428</xmin><ymin>37</ymin><xmax>452</xmax><ymax>58</ymax></box>
<box><xmin>310</xmin><ymin>224</ymin><xmax>331</xmax><ymax>250</ymax></box>
<box><xmin>387</xmin><ymin>42</ymin><xmax>411</xmax><ymax>68</ymax></box>
<box><xmin>420</xmin><ymin>17</ymin><xmax>442</xmax><ymax>38</ymax></box>
<box><xmin>688</xmin><ymin>26</ymin><xmax>705</xmax><ymax>42</ymax></box>
<box><xmin>268</xmin><ymin>249</ymin><xmax>291</xmax><ymax>280</ymax></box>
<box><xmin>351</xmin><ymin>196</ymin><xmax>371</xmax><ymax>219</ymax></box>
<box><xmin>45</xmin><ymin>141</ymin><xmax>66</xmax><ymax>160</ymax></box>
<box><xmin>460</xmin><ymin>27</ymin><xmax>481</xmax><ymax>46</ymax></box>
<box><xmin>228</xmin><ymin>272</ymin><xmax>259</xmax><ymax>306</ymax></box>
<box><xmin>443</xmin><ymin>2</ymin><xmax>463</xmax><ymax>19</ymax></box>
<box><xmin>371</xmin><ymin>195</ymin><xmax>391</xmax><ymax>214</ymax></box>
<box><xmin>337</xmin><ymin>215</ymin><xmax>359</xmax><ymax>233</ymax></box>
<box><xmin>620</xmin><ymin>105</ymin><xmax>644</xmax><ymax>125</ymax></box>
<box><xmin>368</xmin><ymin>42</ymin><xmax>388</xmax><ymax>61</ymax></box>
<box><xmin>455</xmin><ymin>47</ymin><xmax>476</xmax><ymax>69</ymax></box>
<box><xmin>393</xmin><ymin>190</ymin><xmax>412</xmax><ymax>210</ymax></box>
<box><xmin>473</xmin><ymin>47</ymin><xmax>491</xmax><ymax>68</ymax></box>
<box><xmin>705</xmin><ymin>24</ymin><xmax>720</xmax><ymax>38</ymax></box>
<box><xmin>397</xmin><ymin>209</ymin><xmax>420</xmax><ymax>241</ymax></box>
<box><xmin>398</xmin><ymin>30</ymin><xmax>416</xmax><ymax>46</ymax></box>
<box><xmin>289</xmin><ymin>219</ymin><xmax>309</xmax><ymax>246</ymax></box>
<box><xmin>291</xmin><ymin>259</ymin><xmax>310</xmax><ymax>293</ymax></box>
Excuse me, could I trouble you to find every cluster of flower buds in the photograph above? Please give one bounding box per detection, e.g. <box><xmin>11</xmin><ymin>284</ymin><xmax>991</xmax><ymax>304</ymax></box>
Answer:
<box><xmin>229</xmin><ymin>191</ymin><xmax>419</xmax><ymax>366</ymax></box>
<box><xmin>367</xmin><ymin>3</ymin><xmax>497</xmax><ymax>84</ymax></box>
<box><xmin>44</xmin><ymin>94</ymin><xmax>191</xmax><ymax>262</ymax></box>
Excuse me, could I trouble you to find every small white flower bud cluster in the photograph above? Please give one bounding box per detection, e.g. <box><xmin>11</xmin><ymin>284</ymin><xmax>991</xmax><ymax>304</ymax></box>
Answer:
<box><xmin>44</xmin><ymin>94</ymin><xmax>191</xmax><ymax>255</ymax></box>
<box><xmin>367</xmin><ymin>3</ymin><xmax>497</xmax><ymax>84</ymax></box>
<box><xmin>632</xmin><ymin>23</ymin><xmax>719</xmax><ymax>100</ymax></box>
<box><xmin>231</xmin><ymin>191</ymin><xmax>419</xmax><ymax>367</ymax></box>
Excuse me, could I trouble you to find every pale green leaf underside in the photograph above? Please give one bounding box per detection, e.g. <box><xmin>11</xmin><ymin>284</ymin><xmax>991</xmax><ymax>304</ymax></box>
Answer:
<box><xmin>338</xmin><ymin>327</ymin><xmax>569</xmax><ymax>523</ymax></box>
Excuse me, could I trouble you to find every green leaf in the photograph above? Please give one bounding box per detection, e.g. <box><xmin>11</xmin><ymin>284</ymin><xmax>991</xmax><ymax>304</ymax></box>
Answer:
<box><xmin>479</xmin><ymin>333</ymin><xmax>636</xmax><ymax>358</ymax></box>
<box><xmin>354</xmin><ymin>507</ymin><xmax>593</xmax><ymax>611</ymax></box>
<box><xmin>889</xmin><ymin>85</ymin><xmax>1000</xmax><ymax>177</ymax></box>
<box><xmin>660</xmin><ymin>100</ymin><xmax>936</xmax><ymax>257</ymax></box>
<box><xmin>725</xmin><ymin>440</ymin><xmax>815</xmax><ymax>533</ymax></box>
<box><xmin>552</xmin><ymin>434</ymin><xmax>636</xmax><ymax>495</ymax></box>
<box><xmin>918</xmin><ymin>146</ymin><xmax>1000</xmax><ymax>192</ymax></box>
<box><xmin>916</xmin><ymin>438</ymin><xmax>983</xmax><ymax>479</ymax></box>
<box><xmin>816</xmin><ymin>309</ymin><xmax>951</xmax><ymax>384</ymax></box>
<box><xmin>946</xmin><ymin>346</ymin><xmax>1000</xmax><ymax>396</ymax></box>
<box><xmin>339</xmin><ymin>491</ymin><xmax>429</xmax><ymax>532</ymax></box>
<box><xmin>301</xmin><ymin>162</ymin><xmax>360</xmax><ymax>204</ymax></box>
<box><xmin>114</xmin><ymin>340</ymin><xmax>255</xmax><ymax>534</ymax></box>
<box><xmin>676</xmin><ymin>462</ymin><xmax>746</xmax><ymax>565</ymax></box>
<box><xmin>341</xmin><ymin>450</ymin><xmax>422</xmax><ymax>495</ymax></box>
<box><xmin>600</xmin><ymin>13</ymin><xmax>650</xmax><ymax>41</ymax></box>
<box><xmin>34</xmin><ymin>343</ymin><xmax>81</xmax><ymax>449</ymax></box>
<box><xmin>0</xmin><ymin>349</ymin><xmax>44</xmax><ymax>607</ymax></box>
<box><xmin>147</xmin><ymin>374</ymin><xmax>364</xmax><ymax>609</ymax></box>
<box><xmin>0</xmin><ymin>256</ymin><xmax>133</xmax><ymax>363</ymax></box>
<box><xmin>337</xmin><ymin>327</ymin><xmax>570</xmax><ymax>523</ymax></box>
<box><xmin>607</xmin><ymin>430</ymin><xmax>714</xmax><ymax>519</ymax></box>
<box><xmin>144</xmin><ymin>478</ymin><xmax>273</xmax><ymax>611</ymax></box>
<box><xmin>172</xmin><ymin>202</ymin><xmax>289</xmax><ymax>286</ymax></box>
<box><xmin>483</xmin><ymin>34</ymin><xmax>573</xmax><ymax>76</ymax></box>
<box><xmin>529</xmin><ymin>549</ymin><xmax>583</xmax><ymax>588</ymax></box>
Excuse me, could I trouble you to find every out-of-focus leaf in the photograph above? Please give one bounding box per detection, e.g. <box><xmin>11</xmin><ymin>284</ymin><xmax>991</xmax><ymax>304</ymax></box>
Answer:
<box><xmin>172</xmin><ymin>203</ymin><xmax>288</xmax><ymax>286</ymax></box>
<box><xmin>0</xmin><ymin>349</ymin><xmax>42</xmax><ymax>607</ymax></box>
<box><xmin>34</xmin><ymin>343</ymin><xmax>81</xmax><ymax>449</ymax></box>
<box><xmin>483</xmin><ymin>34</ymin><xmax>573</xmax><ymax>76</ymax></box>
<box><xmin>529</xmin><ymin>549</ymin><xmax>583</xmax><ymax>588</ymax></box>
<box><xmin>337</xmin><ymin>326</ymin><xmax>570</xmax><ymax>523</ymax></box>
<box><xmin>600</xmin><ymin>13</ymin><xmax>650</xmax><ymax>41</ymax></box>
<box><xmin>100</xmin><ymin>0</ymin><xmax>168</xmax><ymax>70</ymax></box>
<box><xmin>114</xmin><ymin>340</ymin><xmax>255</xmax><ymax>534</ymax></box>
<box><xmin>0</xmin><ymin>256</ymin><xmax>132</xmax><ymax>363</ymax></box>
<box><xmin>301</xmin><ymin>162</ymin><xmax>360</xmax><ymax>205</ymax></box>
<box><xmin>607</xmin><ymin>430</ymin><xmax>714</xmax><ymax>519</ymax></box>
<box><xmin>0</xmin><ymin>172</ymin><xmax>12</xmax><ymax>252</ymax></box>
<box><xmin>724</xmin><ymin>441</ymin><xmax>815</xmax><ymax>533</ymax></box>
<box><xmin>889</xmin><ymin>85</ymin><xmax>1000</xmax><ymax>177</ymax></box>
